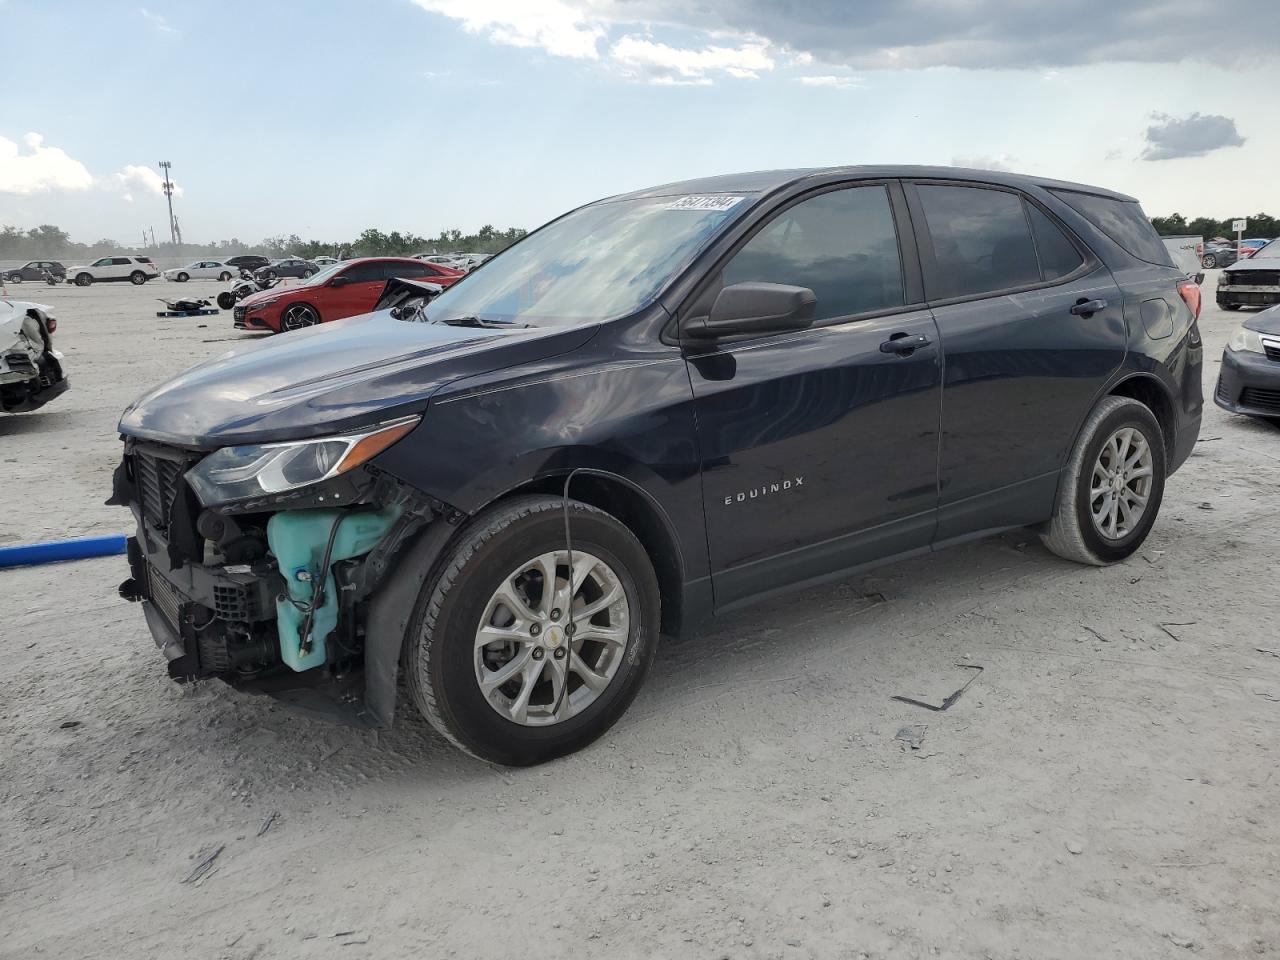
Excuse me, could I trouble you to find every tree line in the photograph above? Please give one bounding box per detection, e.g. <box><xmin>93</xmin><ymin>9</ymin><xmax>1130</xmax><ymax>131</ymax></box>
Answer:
<box><xmin>1149</xmin><ymin>213</ymin><xmax>1279</xmax><ymax>240</ymax></box>
<box><xmin>0</xmin><ymin>223</ymin><xmax>528</xmax><ymax>261</ymax></box>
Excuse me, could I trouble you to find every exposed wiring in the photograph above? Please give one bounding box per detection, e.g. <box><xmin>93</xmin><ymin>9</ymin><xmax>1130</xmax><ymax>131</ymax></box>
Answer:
<box><xmin>297</xmin><ymin>515</ymin><xmax>344</xmax><ymax>655</ymax></box>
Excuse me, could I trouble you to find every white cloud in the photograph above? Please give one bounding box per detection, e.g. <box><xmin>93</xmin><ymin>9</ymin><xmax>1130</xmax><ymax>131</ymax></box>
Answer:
<box><xmin>0</xmin><ymin>132</ymin><xmax>94</xmax><ymax>194</ymax></box>
<box><xmin>610</xmin><ymin>35</ymin><xmax>773</xmax><ymax>84</ymax></box>
<box><xmin>112</xmin><ymin>164</ymin><xmax>182</xmax><ymax>198</ymax></box>
<box><xmin>410</xmin><ymin>0</ymin><xmax>604</xmax><ymax>59</ymax></box>
<box><xmin>951</xmin><ymin>153</ymin><xmax>1018</xmax><ymax>172</ymax></box>
<box><xmin>797</xmin><ymin>75</ymin><xmax>861</xmax><ymax>88</ymax></box>
<box><xmin>138</xmin><ymin>7</ymin><xmax>176</xmax><ymax>33</ymax></box>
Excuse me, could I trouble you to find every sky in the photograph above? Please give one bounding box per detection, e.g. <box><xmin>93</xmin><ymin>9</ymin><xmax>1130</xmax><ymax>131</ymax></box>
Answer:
<box><xmin>0</xmin><ymin>0</ymin><xmax>1277</xmax><ymax>246</ymax></box>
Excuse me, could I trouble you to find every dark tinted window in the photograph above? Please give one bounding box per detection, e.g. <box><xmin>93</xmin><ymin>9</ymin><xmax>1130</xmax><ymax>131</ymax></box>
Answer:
<box><xmin>1050</xmin><ymin>190</ymin><xmax>1172</xmax><ymax>267</ymax></box>
<box><xmin>342</xmin><ymin>262</ymin><xmax>385</xmax><ymax>282</ymax></box>
<box><xmin>918</xmin><ymin>185</ymin><xmax>1039</xmax><ymax>299</ymax></box>
<box><xmin>382</xmin><ymin>261</ymin><xmax>427</xmax><ymax>279</ymax></box>
<box><xmin>1027</xmin><ymin>204</ymin><xmax>1084</xmax><ymax>280</ymax></box>
<box><xmin>723</xmin><ymin>186</ymin><xmax>904</xmax><ymax>321</ymax></box>
<box><xmin>111</xmin><ymin>257</ymin><xmax>131</xmax><ymax>265</ymax></box>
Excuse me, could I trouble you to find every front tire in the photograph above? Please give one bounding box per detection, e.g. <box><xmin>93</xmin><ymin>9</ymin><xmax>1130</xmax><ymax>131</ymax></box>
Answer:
<box><xmin>130</xmin><ymin>271</ymin><xmax>147</xmax><ymax>285</ymax></box>
<box><xmin>1223</xmin><ymin>303</ymin><xmax>1242</xmax><ymax>311</ymax></box>
<box><xmin>176</xmin><ymin>272</ymin><xmax>189</xmax><ymax>282</ymax></box>
<box><xmin>279</xmin><ymin>303</ymin><xmax>320</xmax><ymax>331</ymax></box>
<box><xmin>75</xmin><ymin>273</ymin><xmax>92</xmax><ymax>286</ymax></box>
<box><xmin>1040</xmin><ymin>396</ymin><xmax>1167</xmax><ymax>566</ymax></box>
<box><xmin>8</xmin><ymin>273</ymin><xmax>22</xmax><ymax>283</ymax></box>
<box><xmin>405</xmin><ymin>496</ymin><xmax>660</xmax><ymax>766</ymax></box>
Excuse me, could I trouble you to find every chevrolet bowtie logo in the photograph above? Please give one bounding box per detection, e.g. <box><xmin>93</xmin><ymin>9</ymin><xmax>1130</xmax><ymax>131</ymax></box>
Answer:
<box><xmin>723</xmin><ymin>476</ymin><xmax>805</xmax><ymax>506</ymax></box>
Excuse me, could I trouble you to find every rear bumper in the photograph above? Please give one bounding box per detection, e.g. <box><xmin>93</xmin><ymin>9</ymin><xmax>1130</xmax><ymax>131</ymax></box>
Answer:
<box><xmin>1217</xmin><ymin>287</ymin><xmax>1280</xmax><ymax>309</ymax></box>
<box><xmin>1214</xmin><ymin>347</ymin><xmax>1280</xmax><ymax>417</ymax></box>
<box><xmin>1</xmin><ymin>361</ymin><xmax>68</xmax><ymax>413</ymax></box>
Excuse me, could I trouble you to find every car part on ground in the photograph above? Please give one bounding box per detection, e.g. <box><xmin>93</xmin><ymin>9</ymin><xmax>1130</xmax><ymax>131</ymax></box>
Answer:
<box><xmin>1214</xmin><ymin>304</ymin><xmax>1280</xmax><ymax>421</ymax></box>
<box><xmin>1</xmin><ymin>299</ymin><xmax>69</xmax><ymax>413</ymax></box>
<box><xmin>112</xmin><ymin>164</ymin><xmax>1202</xmax><ymax>764</ymax></box>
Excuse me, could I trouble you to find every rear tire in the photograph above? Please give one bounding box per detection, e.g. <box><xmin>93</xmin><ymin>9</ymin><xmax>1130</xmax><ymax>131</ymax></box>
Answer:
<box><xmin>219</xmin><ymin>271</ymin><xmax>232</xmax><ymax>281</ymax></box>
<box><xmin>405</xmin><ymin>495</ymin><xmax>660</xmax><ymax>766</ymax></box>
<box><xmin>216</xmin><ymin>292</ymin><xmax>236</xmax><ymax>310</ymax></box>
<box><xmin>1040</xmin><ymin>396</ymin><xmax>1167</xmax><ymax>566</ymax></box>
<box><xmin>130</xmin><ymin>271</ymin><xmax>146</xmax><ymax>285</ymax></box>
<box><xmin>1201</xmin><ymin>254</ymin><xmax>1217</xmax><ymax>269</ymax></box>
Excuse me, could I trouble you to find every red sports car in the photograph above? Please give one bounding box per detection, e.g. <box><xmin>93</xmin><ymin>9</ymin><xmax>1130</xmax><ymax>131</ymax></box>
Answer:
<box><xmin>233</xmin><ymin>257</ymin><xmax>463</xmax><ymax>333</ymax></box>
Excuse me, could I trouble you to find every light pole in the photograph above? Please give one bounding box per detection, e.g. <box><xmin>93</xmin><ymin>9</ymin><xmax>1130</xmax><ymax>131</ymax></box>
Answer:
<box><xmin>158</xmin><ymin>161</ymin><xmax>177</xmax><ymax>246</ymax></box>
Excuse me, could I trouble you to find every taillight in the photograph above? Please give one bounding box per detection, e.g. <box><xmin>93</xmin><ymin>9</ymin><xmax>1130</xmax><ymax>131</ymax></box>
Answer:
<box><xmin>1195</xmin><ymin>242</ymin><xmax>1203</xmax><ymax>257</ymax></box>
<box><xmin>45</xmin><ymin>316</ymin><xmax>57</xmax><ymax>334</ymax></box>
<box><xmin>1176</xmin><ymin>279</ymin><xmax>1201</xmax><ymax>320</ymax></box>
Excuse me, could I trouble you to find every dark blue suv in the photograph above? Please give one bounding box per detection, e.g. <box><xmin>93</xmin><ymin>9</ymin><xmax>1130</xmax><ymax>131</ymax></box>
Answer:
<box><xmin>112</xmin><ymin>166</ymin><xmax>1202</xmax><ymax>765</ymax></box>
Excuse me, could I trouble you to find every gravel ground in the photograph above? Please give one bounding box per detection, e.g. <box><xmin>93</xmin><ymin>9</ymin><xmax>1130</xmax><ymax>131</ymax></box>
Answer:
<box><xmin>2</xmin><ymin>275</ymin><xmax>1278</xmax><ymax>960</ymax></box>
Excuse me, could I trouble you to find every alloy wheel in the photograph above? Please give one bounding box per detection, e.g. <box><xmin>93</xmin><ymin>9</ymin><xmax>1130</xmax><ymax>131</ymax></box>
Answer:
<box><xmin>1089</xmin><ymin>426</ymin><xmax>1154</xmax><ymax>540</ymax></box>
<box><xmin>473</xmin><ymin>550</ymin><xmax>630</xmax><ymax>726</ymax></box>
<box><xmin>280</xmin><ymin>304</ymin><xmax>319</xmax><ymax>330</ymax></box>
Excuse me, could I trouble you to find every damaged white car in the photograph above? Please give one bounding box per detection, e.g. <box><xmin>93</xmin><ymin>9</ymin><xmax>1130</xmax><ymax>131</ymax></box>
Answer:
<box><xmin>1</xmin><ymin>299</ymin><xmax>69</xmax><ymax>413</ymax></box>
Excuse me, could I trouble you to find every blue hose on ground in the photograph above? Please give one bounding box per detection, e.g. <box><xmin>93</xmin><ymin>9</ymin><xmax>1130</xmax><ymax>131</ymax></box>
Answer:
<box><xmin>0</xmin><ymin>534</ymin><xmax>127</xmax><ymax>569</ymax></box>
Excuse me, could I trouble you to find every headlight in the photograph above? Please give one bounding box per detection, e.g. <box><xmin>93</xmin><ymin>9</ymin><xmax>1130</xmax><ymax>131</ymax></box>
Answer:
<box><xmin>1217</xmin><ymin>272</ymin><xmax>1230</xmax><ymax>285</ymax></box>
<box><xmin>186</xmin><ymin>416</ymin><xmax>419</xmax><ymax>506</ymax></box>
<box><xmin>1227</xmin><ymin>325</ymin><xmax>1264</xmax><ymax>354</ymax></box>
<box><xmin>250</xmin><ymin>297</ymin><xmax>280</xmax><ymax>310</ymax></box>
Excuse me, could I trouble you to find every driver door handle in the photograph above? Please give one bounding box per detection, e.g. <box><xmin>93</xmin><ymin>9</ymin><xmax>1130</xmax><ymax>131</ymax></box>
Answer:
<box><xmin>880</xmin><ymin>333</ymin><xmax>931</xmax><ymax>355</ymax></box>
<box><xmin>1070</xmin><ymin>298</ymin><xmax>1108</xmax><ymax>316</ymax></box>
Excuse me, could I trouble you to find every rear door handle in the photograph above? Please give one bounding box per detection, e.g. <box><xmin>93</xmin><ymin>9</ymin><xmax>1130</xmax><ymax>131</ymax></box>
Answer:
<box><xmin>1070</xmin><ymin>298</ymin><xmax>1108</xmax><ymax>316</ymax></box>
<box><xmin>880</xmin><ymin>333</ymin><xmax>931</xmax><ymax>355</ymax></box>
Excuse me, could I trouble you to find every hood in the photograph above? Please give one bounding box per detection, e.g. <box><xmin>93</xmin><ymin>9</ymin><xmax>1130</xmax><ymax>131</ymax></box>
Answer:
<box><xmin>117</xmin><ymin>310</ymin><xmax>597</xmax><ymax>447</ymax></box>
<box><xmin>1243</xmin><ymin>303</ymin><xmax>1280</xmax><ymax>335</ymax></box>
<box><xmin>238</xmin><ymin>284</ymin><xmax>299</xmax><ymax>307</ymax></box>
<box><xmin>1225</xmin><ymin>256</ymin><xmax>1280</xmax><ymax>272</ymax></box>
<box><xmin>1</xmin><ymin>299</ymin><xmax>54</xmax><ymax>352</ymax></box>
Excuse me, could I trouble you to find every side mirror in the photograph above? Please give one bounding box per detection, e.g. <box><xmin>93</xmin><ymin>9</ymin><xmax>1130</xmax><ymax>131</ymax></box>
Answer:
<box><xmin>685</xmin><ymin>282</ymin><xmax>817</xmax><ymax>339</ymax></box>
<box><xmin>328</xmin><ymin>275</ymin><xmax>352</xmax><ymax>287</ymax></box>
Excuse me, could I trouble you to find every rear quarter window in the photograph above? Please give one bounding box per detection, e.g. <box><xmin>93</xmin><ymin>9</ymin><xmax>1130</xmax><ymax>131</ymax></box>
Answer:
<box><xmin>1051</xmin><ymin>190</ymin><xmax>1173</xmax><ymax>267</ymax></box>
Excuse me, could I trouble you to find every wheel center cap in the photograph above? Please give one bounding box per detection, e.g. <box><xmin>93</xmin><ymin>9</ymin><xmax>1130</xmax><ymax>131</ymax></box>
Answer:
<box><xmin>543</xmin><ymin>625</ymin><xmax>565</xmax><ymax>649</ymax></box>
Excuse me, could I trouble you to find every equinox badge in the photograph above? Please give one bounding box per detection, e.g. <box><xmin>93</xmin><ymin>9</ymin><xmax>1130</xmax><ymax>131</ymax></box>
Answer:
<box><xmin>724</xmin><ymin>476</ymin><xmax>804</xmax><ymax>506</ymax></box>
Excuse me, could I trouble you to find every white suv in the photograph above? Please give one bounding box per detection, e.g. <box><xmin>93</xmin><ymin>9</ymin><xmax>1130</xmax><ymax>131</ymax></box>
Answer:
<box><xmin>66</xmin><ymin>256</ymin><xmax>160</xmax><ymax>286</ymax></box>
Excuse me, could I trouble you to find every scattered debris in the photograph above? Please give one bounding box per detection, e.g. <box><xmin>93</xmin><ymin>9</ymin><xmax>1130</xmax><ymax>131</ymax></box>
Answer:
<box><xmin>1167</xmin><ymin>934</ymin><xmax>1195</xmax><ymax>949</ymax></box>
<box><xmin>892</xmin><ymin>664</ymin><xmax>983</xmax><ymax>712</ymax></box>
<box><xmin>895</xmin><ymin>725</ymin><xmax>927</xmax><ymax>750</ymax></box>
<box><xmin>1157</xmin><ymin>621</ymin><xmax>1197</xmax><ymax>642</ymax></box>
<box><xmin>181</xmin><ymin>844</ymin><xmax>224</xmax><ymax>884</ymax></box>
<box><xmin>1082</xmin><ymin>625</ymin><xmax>1110</xmax><ymax>643</ymax></box>
<box><xmin>257</xmin><ymin>810</ymin><xmax>280</xmax><ymax>837</ymax></box>
<box><xmin>1256</xmin><ymin>648</ymin><xmax>1280</xmax><ymax>660</ymax></box>
<box><xmin>59</xmin><ymin>720</ymin><xmax>81</xmax><ymax>729</ymax></box>
<box><xmin>1065</xmin><ymin>840</ymin><xmax>1084</xmax><ymax>855</ymax></box>
<box><xmin>1197</xmin><ymin>502</ymin><xmax>1214</xmax><ymax>511</ymax></box>
<box><xmin>1197</xmin><ymin>436</ymin><xmax>1222</xmax><ymax>442</ymax></box>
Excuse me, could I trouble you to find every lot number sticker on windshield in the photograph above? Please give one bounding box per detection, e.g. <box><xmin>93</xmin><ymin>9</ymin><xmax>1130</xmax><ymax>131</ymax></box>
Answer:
<box><xmin>665</xmin><ymin>195</ymin><xmax>746</xmax><ymax>212</ymax></box>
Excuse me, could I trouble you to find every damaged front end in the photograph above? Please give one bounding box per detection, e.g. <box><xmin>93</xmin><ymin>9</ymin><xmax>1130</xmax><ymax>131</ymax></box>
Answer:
<box><xmin>110</xmin><ymin>418</ymin><xmax>452</xmax><ymax>726</ymax></box>
<box><xmin>1</xmin><ymin>300</ymin><xmax>69</xmax><ymax>413</ymax></box>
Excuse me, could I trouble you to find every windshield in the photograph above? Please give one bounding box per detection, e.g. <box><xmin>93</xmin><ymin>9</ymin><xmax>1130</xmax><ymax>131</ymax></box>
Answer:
<box><xmin>1253</xmin><ymin>238</ymin><xmax>1280</xmax><ymax>259</ymax></box>
<box><xmin>424</xmin><ymin>194</ymin><xmax>753</xmax><ymax>326</ymax></box>
<box><xmin>298</xmin><ymin>263</ymin><xmax>344</xmax><ymax>286</ymax></box>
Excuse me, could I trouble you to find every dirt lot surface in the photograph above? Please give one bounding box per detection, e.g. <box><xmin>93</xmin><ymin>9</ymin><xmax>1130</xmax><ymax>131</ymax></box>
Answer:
<box><xmin>2</xmin><ymin>276</ymin><xmax>1278</xmax><ymax>960</ymax></box>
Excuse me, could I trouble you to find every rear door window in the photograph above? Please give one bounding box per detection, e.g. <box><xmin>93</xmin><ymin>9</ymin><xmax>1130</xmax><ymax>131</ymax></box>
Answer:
<box><xmin>1027</xmin><ymin>204</ymin><xmax>1085</xmax><ymax>280</ymax></box>
<box><xmin>111</xmin><ymin>257</ymin><xmax>131</xmax><ymax>265</ymax></box>
<box><xmin>342</xmin><ymin>262</ymin><xmax>385</xmax><ymax>283</ymax></box>
<box><xmin>722</xmin><ymin>184</ymin><xmax>905</xmax><ymax>322</ymax></box>
<box><xmin>916</xmin><ymin>185</ymin><xmax>1040</xmax><ymax>299</ymax></box>
<box><xmin>1050</xmin><ymin>190</ymin><xmax>1172</xmax><ymax>267</ymax></box>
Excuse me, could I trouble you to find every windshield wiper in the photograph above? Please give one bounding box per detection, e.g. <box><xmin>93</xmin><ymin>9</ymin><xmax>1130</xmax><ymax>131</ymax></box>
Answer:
<box><xmin>439</xmin><ymin>316</ymin><xmax>529</xmax><ymax>329</ymax></box>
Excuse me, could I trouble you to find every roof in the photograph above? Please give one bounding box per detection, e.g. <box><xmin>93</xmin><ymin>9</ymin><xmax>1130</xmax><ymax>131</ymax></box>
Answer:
<box><xmin>609</xmin><ymin>165</ymin><xmax>1137</xmax><ymax>204</ymax></box>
